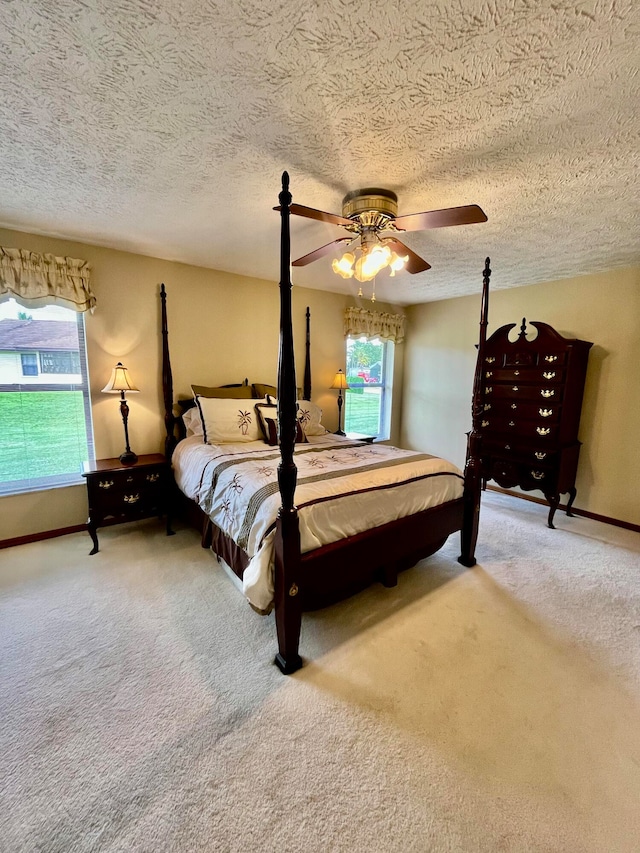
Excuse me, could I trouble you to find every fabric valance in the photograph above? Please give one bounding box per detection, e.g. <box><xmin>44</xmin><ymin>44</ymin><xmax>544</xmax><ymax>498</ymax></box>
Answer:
<box><xmin>0</xmin><ymin>246</ymin><xmax>95</xmax><ymax>312</ymax></box>
<box><xmin>344</xmin><ymin>306</ymin><xmax>405</xmax><ymax>344</ymax></box>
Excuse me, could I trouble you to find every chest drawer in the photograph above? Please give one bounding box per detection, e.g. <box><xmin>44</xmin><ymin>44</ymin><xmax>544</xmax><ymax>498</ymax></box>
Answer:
<box><xmin>484</xmin><ymin>384</ymin><xmax>562</xmax><ymax>403</ymax></box>
<box><xmin>479</xmin><ymin>417</ymin><xmax>558</xmax><ymax>441</ymax></box>
<box><xmin>482</xmin><ymin>440</ymin><xmax>559</xmax><ymax>467</ymax></box>
<box><xmin>483</xmin><ymin>367</ymin><xmax>564</xmax><ymax>384</ymax></box>
<box><xmin>482</xmin><ymin>401</ymin><xmax>560</xmax><ymax>421</ymax></box>
<box><xmin>485</xmin><ymin>456</ymin><xmax>558</xmax><ymax>492</ymax></box>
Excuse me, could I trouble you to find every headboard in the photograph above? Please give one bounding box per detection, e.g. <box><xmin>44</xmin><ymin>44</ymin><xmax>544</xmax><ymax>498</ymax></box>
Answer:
<box><xmin>160</xmin><ymin>284</ymin><xmax>313</xmax><ymax>456</ymax></box>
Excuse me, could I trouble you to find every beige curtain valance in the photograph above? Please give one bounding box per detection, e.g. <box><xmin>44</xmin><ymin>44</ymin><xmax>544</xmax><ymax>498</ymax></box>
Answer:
<box><xmin>0</xmin><ymin>246</ymin><xmax>95</xmax><ymax>312</ymax></box>
<box><xmin>344</xmin><ymin>306</ymin><xmax>405</xmax><ymax>344</ymax></box>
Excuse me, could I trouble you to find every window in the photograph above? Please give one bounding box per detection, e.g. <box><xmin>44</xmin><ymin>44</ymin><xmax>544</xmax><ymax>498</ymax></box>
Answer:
<box><xmin>344</xmin><ymin>335</ymin><xmax>394</xmax><ymax>440</ymax></box>
<box><xmin>41</xmin><ymin>350</ymin><xmax>81</xmax><ymax>374</ymax></box>
<box><xmin>20</xmin><ymin>353</ymin><xmax>38</xmax><ymax>376</ymax></box>
<box><xmin>0</xmin><ymin>299</ymin><xmax>94</xmax><ymax>495</ymax></box>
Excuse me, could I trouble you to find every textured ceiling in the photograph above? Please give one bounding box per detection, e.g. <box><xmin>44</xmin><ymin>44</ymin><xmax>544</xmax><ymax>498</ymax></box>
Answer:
<box><xmin>1</xmin><ymin>0</ymin><xmax>639</xmax><ymax>305</ymax></box>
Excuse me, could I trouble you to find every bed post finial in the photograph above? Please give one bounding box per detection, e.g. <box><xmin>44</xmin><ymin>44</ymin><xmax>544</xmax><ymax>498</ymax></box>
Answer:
<box><xmin>458</xmin><ymin>257</ymin><xmax>491</xmax><ymax>568</ymax></box>
<box><xmin>274</xmin><ymin>170</ymin><xmax>303</xmax><ymax>675</ymax></box>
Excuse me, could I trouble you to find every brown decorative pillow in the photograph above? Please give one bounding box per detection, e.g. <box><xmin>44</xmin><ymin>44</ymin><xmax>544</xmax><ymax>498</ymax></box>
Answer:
<box><xmin>255</xmin><ymin>403</ymin><xmax>307</xmax><ymax>446</ymax></box>
<box><xmin>191</xmin><ymin>383</ymin><xmax>253</xmax><ymax>399</ymax></box>
<box><xmin>252</xmin><ymin>383</ymin><xmax>277</xmax><ymax>399</ymax></box>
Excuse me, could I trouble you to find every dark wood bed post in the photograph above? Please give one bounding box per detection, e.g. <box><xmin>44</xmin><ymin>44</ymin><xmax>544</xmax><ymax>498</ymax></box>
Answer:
<box><xmin>160</xmin><ymin>283</ymin><xmax>176</xmax><ymax>460</ymax></box>
<box><xmin>458</xmin><ymin>257</ymin><xmax>491</xmax><ymax>567</ymax></box>
<box><xmin>273</xmin><ymin>172</ymin><xmax>303</xmax><ymax>674</ymax></box>
<box><xmin>303</xmin><ymin>306</ymin><xmax>312</xmax><ymax>401</ymax></box>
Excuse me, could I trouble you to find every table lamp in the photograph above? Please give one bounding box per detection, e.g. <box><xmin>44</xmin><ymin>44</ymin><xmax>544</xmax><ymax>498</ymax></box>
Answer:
<box><xmin>330</xmin><ymin>369</ymin><xmax>350</xmax><ymax>436</ymax></box>
<box><xmin>101</xmin><ymin>362</ymin><xmax>139</xmax><ymax>465</ymax></box>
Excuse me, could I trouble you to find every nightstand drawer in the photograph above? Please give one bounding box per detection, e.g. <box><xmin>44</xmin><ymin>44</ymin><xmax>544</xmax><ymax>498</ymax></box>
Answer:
<box><xmin>88</xmin><ymin>482</ymin><xmax>164</xmax><ymax>515</ymax></box>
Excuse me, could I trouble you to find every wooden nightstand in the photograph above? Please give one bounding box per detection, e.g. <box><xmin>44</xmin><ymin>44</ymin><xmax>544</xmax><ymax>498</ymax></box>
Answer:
<box><xmin>82</xmin><ymin>453</ymin><xmax>174</xmax><ymax>555</ymax></box>
<box><xmin>345</xmin><ymin>432</ymin><xmax>376</xmax><ymax>444</ymax></box>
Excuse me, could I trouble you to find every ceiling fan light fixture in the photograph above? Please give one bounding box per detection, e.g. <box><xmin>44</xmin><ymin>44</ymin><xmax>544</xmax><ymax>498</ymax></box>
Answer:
<box><xmin>388</xmin><ymin>250</ymin><xmax>409</xmax><ymax>276</ymax></box>
<box><xmin>332</xmin><ymin>252</ymin><xmax>355</xmax><ymax>278</ymax></box>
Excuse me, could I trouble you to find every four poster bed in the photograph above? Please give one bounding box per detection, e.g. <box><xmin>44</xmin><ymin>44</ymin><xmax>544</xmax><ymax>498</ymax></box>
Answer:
<box><xmin>161</xmin><ymin>173</ymin><xmax>489</xmax><ymax>674</ymax></box>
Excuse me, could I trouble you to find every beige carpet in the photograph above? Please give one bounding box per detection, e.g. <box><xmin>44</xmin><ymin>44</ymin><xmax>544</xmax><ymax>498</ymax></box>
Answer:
<box><xmin>1</xmin><ymin>491</ymin><xmax>639</xmax><ymax>853</ymax></box>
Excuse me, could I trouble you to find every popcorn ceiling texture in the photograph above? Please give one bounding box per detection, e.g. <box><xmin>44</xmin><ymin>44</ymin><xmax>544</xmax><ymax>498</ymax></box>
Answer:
<box><xmin>0</xmin><ymin>0</ymin><xmax>638</xmax><ymax>304</ymax></box>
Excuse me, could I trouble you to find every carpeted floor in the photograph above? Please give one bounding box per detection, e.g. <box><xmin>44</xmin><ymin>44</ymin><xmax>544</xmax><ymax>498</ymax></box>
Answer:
<box><xmin>1</xmin><ymin>491</ymin><xmax>639</xmax><ymax>852</ymax></box>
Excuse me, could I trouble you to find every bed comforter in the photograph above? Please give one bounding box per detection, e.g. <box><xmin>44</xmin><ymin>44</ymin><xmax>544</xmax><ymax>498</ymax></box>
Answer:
<box><xmin>173</xmin><ymin>435</ymin><xmax>464</xmax><ymax>612</ymax></box>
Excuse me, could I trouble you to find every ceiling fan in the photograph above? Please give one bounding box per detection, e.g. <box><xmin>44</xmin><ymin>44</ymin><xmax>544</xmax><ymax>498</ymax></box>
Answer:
<box><xmin>276</xmin><ymin>188</ymin><xmax>487</xmax><ymax>282</ymax></box>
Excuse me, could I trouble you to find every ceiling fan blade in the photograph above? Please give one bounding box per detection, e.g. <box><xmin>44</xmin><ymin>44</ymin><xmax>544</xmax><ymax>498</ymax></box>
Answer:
<box><xmin>393</xmin><ymin>204</ymin><xmax>487</xmax><ymax>232</ymax></box>
<box><xmin>385</xmin><ymin>238</ymin><xmax>431</xmax><ymax>274</ymax></box>
<box><xmin>292</xmin><ymin>237</ymin><xmax>352</xmax><ymax>267</ymax></box>
<box><xmin>274</xmin><ymin>203</ymin><xmax>353</xmax><ymax>227</ymax></box>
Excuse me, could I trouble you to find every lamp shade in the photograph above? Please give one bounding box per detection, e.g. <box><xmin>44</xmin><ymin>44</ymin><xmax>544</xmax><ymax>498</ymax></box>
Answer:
<box><xmin>330</xmin><ymin>369</ymin><xmax>349</xmax><ymax>391</ymax></box>
<box><xmin>101</xmin><ymin>362</ymin><xmax>139</xmax><ymax>393</ymax></box>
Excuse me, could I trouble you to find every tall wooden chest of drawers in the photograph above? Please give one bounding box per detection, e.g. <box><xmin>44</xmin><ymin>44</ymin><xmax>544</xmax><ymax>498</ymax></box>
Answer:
<box><xmin>478</xmin><ymin>319</ymin><xmax>592</xmax><ymax>528</ymax></box>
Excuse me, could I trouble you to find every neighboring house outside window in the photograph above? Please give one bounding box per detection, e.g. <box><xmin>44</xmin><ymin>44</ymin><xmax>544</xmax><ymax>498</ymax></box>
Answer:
<box><xmin>344</xmin><ymin>335</ymin><xmax>394</xmax><ymax>440</ymax></box>
<box><xmin>0</xmin><ymin>299</ymin><xmax>94</xmax><ymax>495</ymax></box>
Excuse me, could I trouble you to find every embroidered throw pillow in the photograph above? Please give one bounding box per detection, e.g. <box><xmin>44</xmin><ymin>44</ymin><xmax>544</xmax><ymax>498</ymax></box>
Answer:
<box><xmin>255</xmin><ymin>403</ymin><xmax>307</xmax><ymax>446</ymax></box>
<box><xmin>196</xmin><ymin>396</ymin><xmax>263</xmax><ymax>444</ymax></box>
<box><xmin>296</xmin><ymin>400</ymin><xmax>328</xmax><ymax>436</ymax></box>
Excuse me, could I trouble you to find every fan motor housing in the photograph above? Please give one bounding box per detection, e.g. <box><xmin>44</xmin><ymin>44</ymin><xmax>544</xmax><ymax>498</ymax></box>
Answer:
<box><xmin>342</xmin><ymin>189</ymin><xmax>398</xmax><ymax>227</ymax></box>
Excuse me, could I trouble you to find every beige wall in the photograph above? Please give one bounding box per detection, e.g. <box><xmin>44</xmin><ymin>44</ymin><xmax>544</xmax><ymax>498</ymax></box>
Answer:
<box><xmin>0</xmin><ymin>226</ymin><xmax>404</xmax><ymax>541</ymax></box>
<box><xmin>402</xmin><ymin>265</ymin><xmax>640</xmax><ymax>526</ymax></box>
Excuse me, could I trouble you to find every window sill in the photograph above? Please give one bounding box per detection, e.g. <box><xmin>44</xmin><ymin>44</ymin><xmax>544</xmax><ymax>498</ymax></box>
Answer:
<box><xmin>0</xmin><ymin>474</ymin><xmax>85</xmax><ymax>498</ymax></box>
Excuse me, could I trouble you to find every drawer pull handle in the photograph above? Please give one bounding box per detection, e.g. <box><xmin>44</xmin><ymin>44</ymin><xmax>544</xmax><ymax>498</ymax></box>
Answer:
<box><xmin>511</xmin><ymin>403</ymin><xmax>517</xmax><ymax>409</ymax></box>
<box><xmin>541</xmin><ymin>389</ymin><xmax>555</xmax><ymax>398</ymax></box>
<box><xmin>539</xmin><ymin>408</ymin><xmax>553</xmax><ymax>417</ymax></box>
<box><xmin>509</xmin><ymin>420</ymin><xmax>515</xmax><ymax>426</ymax></box>
<box><xmin>486</xmin><ymin>371</ymin><xmax>493</xmax><ymax>378</ymax></box>
<box><xmin>512</xmin><ymin>385</ymin><xmax>519</xmax><ymax>392</ymax></box>
<box><xmin>543</xmin><ymin>371</ymin><xmax>556</xmax><ymax>379</ymax></box>
<box><xmin>514</xmin><ymin>370</ymin><xmax>520</xmax><ymax>376</ymax></box>
<box><xmin>504</xmin><ymin>444</ymin><xmax>511</xmax><ymax>450</ymax></box>
<box><xmin>98</xmin><ymin>480</ymin><xmax>114</xmax><ymax>489</ymax></box>
<box><xmin>481</xmin><ymin>419</ymin><xmax>490</xmax><ymax>427</ymax></box>
<box><xmin>535</xmin><ymin>451</ymin><xmax>547</xmax><ymax>460</ymax></box>
<box><xmin>485</xmin><ymin>386</ymin><xmax>493</xmax><ymax>394</ymax></box>
<box><xmin>124</xmin><ymin>494</ymin><xmax>140</xmax><ymax>504</ymax></box>
<box><xmin>531</xmin><ymin>471</ymin><xmax>545</xmax><ymax>480</ymax></box>
<box><xmin>544</xmin><ymin>355</ymin><xmax>558</xmax><ymax>362</ymax></box>
<box><xmin>484</xmin><ymin>403</ymin><xmax>491</xmax><ymax>411</ymax></box>
<box><xmin>146</xmin><ymin>473</ymin><xmax>160</xmax><ymax>483</ymax></box>
<box><xmin>536</xmin><ymin>427</ymin><xmax>551</xmax><ymax>436</ymax></box>
<box><xmin>486</xmin><ymin>356</ymin><xmax>495</xmax><ymax>363</ymax></box>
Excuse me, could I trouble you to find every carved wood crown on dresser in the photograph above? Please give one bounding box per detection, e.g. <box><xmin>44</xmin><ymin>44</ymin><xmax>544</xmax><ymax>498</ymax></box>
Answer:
<box><xmin>477</xmin><ymin>318</ymin><xmax>592</xmax><ymax>528</ymax></box>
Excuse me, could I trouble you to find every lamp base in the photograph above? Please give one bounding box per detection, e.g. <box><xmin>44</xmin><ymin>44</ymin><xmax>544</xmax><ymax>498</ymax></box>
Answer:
<box><xmin>334</xmin><ymin>430</ymin><xmax>346</xmax><ymax>436</ymax></box>
<box><xmin>119</xmin><ymin>450</ymin><xmax>138</xmax><ymax>466</ymax></box>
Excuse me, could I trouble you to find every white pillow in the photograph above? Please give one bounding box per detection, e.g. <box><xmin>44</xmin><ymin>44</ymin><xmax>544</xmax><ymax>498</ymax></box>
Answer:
<box><xmin>296</xmin><ymin>400</ymin><xmax>328</xmax><ymax>436</ymax></box>
<box><xmin>195</xmin><ymin>396</ymin><xmax>263</xmax><ymax>444</ymax></box>
<box><xmin>182</xmin><ymin>407</ymin><xmax>203</xmax><ymax>437</ymax></box>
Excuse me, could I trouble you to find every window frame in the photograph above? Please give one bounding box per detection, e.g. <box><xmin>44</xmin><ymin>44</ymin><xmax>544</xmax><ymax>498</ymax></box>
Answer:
<box><xmin>0</xmin><ymin>305</ymin><xmax>95</xmax><ymax>496</ymax></box>
<box><xmin>20</xmin><ymin>352</ymin><xmax>39</xmax><ymax>376</ymax></box>
<box><xmin>344</xmin><ymin>335</ymin><xmax>394</xmax><ymax>441</ymax></box>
